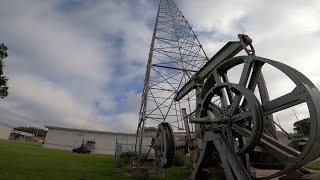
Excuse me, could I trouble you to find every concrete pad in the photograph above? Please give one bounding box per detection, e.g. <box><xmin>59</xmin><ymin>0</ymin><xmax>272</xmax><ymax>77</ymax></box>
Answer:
<box><xmin>132</xmin><ymin>166</ymin><xmax>146</xmax><ymax>177</ymax></box>
<box><xmin>148</xmin><ymin>169</ymin><xmax>165</xmax><ymax>178</ymax></box>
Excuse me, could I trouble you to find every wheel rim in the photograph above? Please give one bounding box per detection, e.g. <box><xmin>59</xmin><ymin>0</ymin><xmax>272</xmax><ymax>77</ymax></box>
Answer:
<box><xmin>200</xmin><ymin>83</ymin><xmax>264</xmax><ymax>155</ymax></box>
<box><xmin>193</xmin><ymin>55</ymin><xmax>320</xmax><ymax>179</ymax></box>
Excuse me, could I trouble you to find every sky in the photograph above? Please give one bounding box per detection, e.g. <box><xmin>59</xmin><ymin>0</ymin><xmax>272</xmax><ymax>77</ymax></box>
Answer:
<box><xmin>0</xmin><ymin>0</ymin><xmax>319</xmax><ymax>133</ymax></box>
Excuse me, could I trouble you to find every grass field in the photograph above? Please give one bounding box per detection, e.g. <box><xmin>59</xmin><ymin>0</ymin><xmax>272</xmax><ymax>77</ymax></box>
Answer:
<box><xmin>0</xmin><ymin>140</ymin><xmax>191</xmax><ymax>180</ymax></box>
<box><xmin>305</xmin><ymin>160</ymin><xmax>320</xmax><ymax>170</ymax></box>
<box><xmin>9</xmin><ymin>139</ymin><xmax>320</xmax><ymax>179</ymax></box>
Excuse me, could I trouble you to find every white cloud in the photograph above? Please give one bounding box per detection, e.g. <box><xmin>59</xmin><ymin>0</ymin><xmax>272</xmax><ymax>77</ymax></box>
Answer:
<box><xmin>0</xmin><ymin>0</ymin><xmax>155</xmax><ymax>132</ymax></box>
<box><xmin>176</xmin><ymin>0</ymin><xmax>320</xmax><ymax>133</ymax></box>
<box><xmin>0</xmin><ymin>0</ymin><xmax>319</xmax><ymax>135</ymax></box>
<box><xmin>7</xmin><ymin>73</ymin><xmax>90</xmax><ymax>127</ymax></box>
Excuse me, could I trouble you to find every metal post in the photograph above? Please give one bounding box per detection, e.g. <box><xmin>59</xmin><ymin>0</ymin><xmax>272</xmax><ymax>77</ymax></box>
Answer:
<box><xmin>293</xmin><ymin>109</ymin><xmax>305</xmax><ymax>137</ymax></box>
<box><xmin>181</xmin><ymin>108</ymin><xmax>191</xmax><ymax>142</ymax></box>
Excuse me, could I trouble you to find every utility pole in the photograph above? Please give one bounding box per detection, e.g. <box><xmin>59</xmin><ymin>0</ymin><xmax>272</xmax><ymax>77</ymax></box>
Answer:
<box><xmin>293</xmin><ymin>109</ymin><xmax>305</xmax><ymax>138</ymax></box>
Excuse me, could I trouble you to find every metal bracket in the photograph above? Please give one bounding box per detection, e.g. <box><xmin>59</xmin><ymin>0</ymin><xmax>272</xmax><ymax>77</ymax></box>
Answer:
<box><xmin>238</xmin><ymin>34</ymin><xmax>255</xmax><ymax>56</ymax></box>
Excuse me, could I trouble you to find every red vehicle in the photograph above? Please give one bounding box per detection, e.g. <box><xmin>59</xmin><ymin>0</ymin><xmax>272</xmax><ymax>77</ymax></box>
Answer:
<box><xmin>72</xmin><ymin>144</ymin><xmax>91</xmax><ymax>154</ymax></box>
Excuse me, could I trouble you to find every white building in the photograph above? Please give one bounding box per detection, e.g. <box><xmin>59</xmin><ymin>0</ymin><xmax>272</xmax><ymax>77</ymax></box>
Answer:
<box><xmin>10</xmin><ymin>130</ymin><xmax>35</xmax><ymax>141</ymax></box>
<box><xmin>0</xmin><ymin>122</ymin><xmax>12</xmax><ymax>140</ymax></box>
<box><xmin>44</xmin><ymin>126</ymin><xmax>154</xmax><ymax>155</ymax></box>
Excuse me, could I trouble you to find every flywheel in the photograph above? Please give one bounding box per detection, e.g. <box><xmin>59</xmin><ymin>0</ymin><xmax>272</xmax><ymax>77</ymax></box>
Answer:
<box><xmin>154</xmin><ymin>122</ymin><xmax>175</xmax><ymax>168</ymax></box>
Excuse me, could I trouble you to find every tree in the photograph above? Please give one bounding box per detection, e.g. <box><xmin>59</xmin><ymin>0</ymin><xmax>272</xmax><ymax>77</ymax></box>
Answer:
<box><xmin>293</xmin><ymin>118</ymin><xmax>310</xmax><ymax>137</ymax></box>
<box><xmin>14</xmin><ymin>127</ymin><xmax>47</xmax><ymax>138</ymax></box>
<box><xmin>144</xmin><ymin>127</ymin><xmax>157</xmax><ymax>133</ymax></box>
<box><xmin>0</xmin><ymin>43</ymin><xmax>9</xmax><ymax>99</ymax></box>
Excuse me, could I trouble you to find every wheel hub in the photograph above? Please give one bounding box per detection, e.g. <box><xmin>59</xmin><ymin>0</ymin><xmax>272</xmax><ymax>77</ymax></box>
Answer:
<box><xmin>198</xmin><ymin>83</ymin><xmax>264</xmax><ymax>155</ymax></box>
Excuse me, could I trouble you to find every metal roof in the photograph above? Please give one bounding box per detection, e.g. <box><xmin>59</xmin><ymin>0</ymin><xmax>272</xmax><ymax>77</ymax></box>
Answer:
<box><xmin>11</xmin><ymin>130</ymin><xmax>34</xmax><ymax>137</ymax></box>
<box><xmin>46</xmin><ymin>125</ymin><xmax>186</xmax><ymax>137</ymax></box>
<box><xmin>45</xmin><ymin>126</ymin><xmax>155</xmax><ymax>137</ymax></box>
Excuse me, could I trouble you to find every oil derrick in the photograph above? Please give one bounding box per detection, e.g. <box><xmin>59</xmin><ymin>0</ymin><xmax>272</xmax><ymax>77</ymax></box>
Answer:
<box><xmin>135</xmin><ymin>0</ymin><xmax>208</xmax><ymax>162</ymax></box>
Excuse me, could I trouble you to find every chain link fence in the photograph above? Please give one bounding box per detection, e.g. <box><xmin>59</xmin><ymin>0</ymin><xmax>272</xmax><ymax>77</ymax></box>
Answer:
<box><xmin>114</xmin><ymin>139</ymin><xmax>154</xmax><ymax>167</ymax></box>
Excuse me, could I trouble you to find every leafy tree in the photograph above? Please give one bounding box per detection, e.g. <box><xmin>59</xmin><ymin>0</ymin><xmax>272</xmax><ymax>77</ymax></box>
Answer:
<box><xmin>144</xmin><ymin>126</ymin><xmax>157</xmax><ymax>132</ymax></box>
<box><xmin>0</xmin><ymin>43</ymin><xmax>9</xmax><ymax>99</ymax></box>
<box><xmin>14</xmin><ymin>127</ymin><xmax>47</xmax><ymax>138</ymax></box>
<box><xmin>293</xmin><ymin>118</ymin><xmax>310</xmax><ymax>137</ymax></box>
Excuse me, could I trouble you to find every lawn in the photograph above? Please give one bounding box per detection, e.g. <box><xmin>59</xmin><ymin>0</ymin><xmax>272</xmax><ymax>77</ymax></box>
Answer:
<box><xmin>0</xmin><ymin>140</ymin><xmax>191</xmax><ymax>180</ymax></box>
<box><xmin>305</xmin><ymin>160</ymin><xmax>320</xmax><ymax>170</ymax></box>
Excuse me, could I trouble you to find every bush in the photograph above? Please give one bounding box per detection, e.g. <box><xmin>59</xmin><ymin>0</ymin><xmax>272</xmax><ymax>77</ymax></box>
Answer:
<box><xmin>173</xmin><ymin>150</ymin><xmax>186</xmax><ymax>167</ymax></box>
<box><xmin>116</xmin><ymin>151</ymin><xmax>138</xmax><ymax>168</ymax></box>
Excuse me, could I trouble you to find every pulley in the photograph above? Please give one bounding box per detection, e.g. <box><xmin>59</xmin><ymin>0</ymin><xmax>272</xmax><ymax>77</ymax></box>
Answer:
<box><xmin>154</xmin><ymin>122</ymin><xmax>175</xmax><ymax>168</ymax></box>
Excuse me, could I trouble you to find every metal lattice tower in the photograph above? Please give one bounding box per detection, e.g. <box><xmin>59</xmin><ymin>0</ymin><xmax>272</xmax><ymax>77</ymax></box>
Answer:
<box><xmin>135</xmin><ymin>0</ymin><xmax>208</xmax><ymax>161</ymax></box>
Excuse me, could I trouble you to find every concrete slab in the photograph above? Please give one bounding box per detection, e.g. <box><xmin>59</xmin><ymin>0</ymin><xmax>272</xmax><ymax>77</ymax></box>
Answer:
<box><xmin>132</xmin><ymin>166</ymin><xmax>146</xmax><ymax>177</ymax></box>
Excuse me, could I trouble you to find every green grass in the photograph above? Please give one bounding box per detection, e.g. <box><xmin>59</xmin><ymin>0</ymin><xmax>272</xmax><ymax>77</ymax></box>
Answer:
<box><xmin>306</xmin><ymin>160</ymin><xmax>320</xmax><ymax>170</ymax></box>
<box><xmin>0</xmin><ymin>139</ymin><xmax>125</xmax><ymax>180</ymax></box>
<box><xmin>0</xmin><ymin>140</ymin><xmax>194</xmax><ymax>180</ymax></box>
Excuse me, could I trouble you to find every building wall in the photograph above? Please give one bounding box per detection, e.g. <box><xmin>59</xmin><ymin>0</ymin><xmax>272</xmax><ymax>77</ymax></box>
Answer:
<box><xmin>43</xmin><ymin>128</ymin><xmax>153</xmax><ymax>154</ymax></box>
<box><xmin>0</xmin><ymin>124</ymin><xmax>11</xmax><ymax>140</ymax></box>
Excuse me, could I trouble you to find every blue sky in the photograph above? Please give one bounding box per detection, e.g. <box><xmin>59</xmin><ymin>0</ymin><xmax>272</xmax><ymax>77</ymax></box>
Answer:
<box><xmin>0</xmin><ymin>0</ymin><xmax>319</xmax><ymax>133</ymax></box>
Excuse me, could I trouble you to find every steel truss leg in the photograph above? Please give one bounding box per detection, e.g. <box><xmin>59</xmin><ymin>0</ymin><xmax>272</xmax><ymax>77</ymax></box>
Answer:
<box><xmin>191</xmin><ymin>131</ymin><xmax>251</xmax><ymax>180</ymax></box>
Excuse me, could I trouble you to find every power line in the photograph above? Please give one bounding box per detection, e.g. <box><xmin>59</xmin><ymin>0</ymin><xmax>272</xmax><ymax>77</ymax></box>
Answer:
<box><xmin>0</xmin><ymin>106</ymin><xmax>44</xmax><ymax>127</ymax></box>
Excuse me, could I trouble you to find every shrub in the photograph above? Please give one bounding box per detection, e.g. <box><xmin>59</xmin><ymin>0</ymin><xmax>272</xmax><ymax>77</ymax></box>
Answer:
<box><xmin>173</xmin><ymin>150</ymin><xmax>186</xmax><ymax>167</ymax></box>
<box><xmin>116</xmin><ymin>151</ymin><xmax>138</xmax><ymax>168</ymax></box>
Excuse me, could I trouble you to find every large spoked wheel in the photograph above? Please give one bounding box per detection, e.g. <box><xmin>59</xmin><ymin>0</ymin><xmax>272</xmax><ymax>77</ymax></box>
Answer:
<box><xmin>154</xmin><ymin>122</ymin><xmax>175</xmax><ymax>168</ymax></box>
<box><xmin>200</xmin><ymin>83</ymin><xmax>264</xmax><ymax>156</ymax></box>
<box><xmin>193</xmin><ymin>55</ymin><xmax>320</xmax><ymax>179</ymax></box>
<box><xmin>192</xmin><ymin>82</ymin><xmax>264</xmax><ymax>179</ymax></box>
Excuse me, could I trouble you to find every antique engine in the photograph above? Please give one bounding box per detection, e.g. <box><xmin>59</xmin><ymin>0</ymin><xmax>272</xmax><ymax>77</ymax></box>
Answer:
<box><xmin>152</xmin><ymin>34</ymin><xmax>320</xmax><ymax>179</ymax></box>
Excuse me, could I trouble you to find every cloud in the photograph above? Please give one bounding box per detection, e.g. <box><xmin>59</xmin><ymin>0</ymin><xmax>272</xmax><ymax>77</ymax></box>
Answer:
<box><xmin>176</xmin><ymin>0</ymin><xmax>320</xmax><ymax>133</ymax></box>
<box><xmin>0</xmin><ymin>0</ymin><xmax>319</xmax><ymax>135</ymax></box>
<box><xmin>5</xmin><ymin>73</ymin><xmax>90</xmax><ymax>128</ymax></box>
<box><xmin>0</xmin><ymin>0</ymin><xmax>155</xmax><ymax>132</ymax></box>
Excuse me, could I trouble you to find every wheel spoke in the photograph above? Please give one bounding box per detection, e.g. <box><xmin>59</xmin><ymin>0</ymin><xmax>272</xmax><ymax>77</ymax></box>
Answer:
<box><xmin>225</xmin><ymin>62</ymin><xmax>253</xmax><ymax>116</ymax></box>
<box><xmin>231</xmin><ymin>123</ymin><xmax>262</xmax><ymax>155</ymax></box>
<box><xmin>226</xmin><ymin>127</ymin><xmax>234</xmax><ymax>150</ymax></box>
<box><xmin>247</xmin><ymin>61</ymin><xmax>264</xmax><ymax>91</ymax></box>
<box><xmin>263</xmin><ymin>86</ymin><xmax>306</xmax><ymax>115</ymax></box>
<box><xmin>232</xmin><ymin>125</ymin><xmax>300</xmax><ymax>160</ymax></box>
<box><xmin>231</xmin><ymin>124</ymin><xmax>250</xmax><ymax>138</ymax></box>
<box><xmin>208</xmin><ymin>102</ymin><xmax>223</xmax><ymax>117</ymax></box>
<box><xmin>229</xmin><ymin>61</ymin><xmax>262</xmax><ymax>114</ymax></box>
<box><xmin>231</xmin><ymin>110</ymin><xmax>252</xmax><ymax>123</ymax></box>
<box><xmin>239</xmin><ymin>61</ymin><xmax>253</xmax><ymax>87</ymax></box>
<box><xmin>260</xmin><ymin>133</ymin><xmax>300</xmax><ymax>157</ymax></box>
<box><xmin>221</xmin><ymin>72</ymin><xmax>234</xmax><ymax>103</ymax></box>
<box><xmin>214</xmin><ymin>73</ymin><xmax>228</xmax><ymax>110</ymax></box>
<box><xmin>241</xmin><ymin>61</ymin><xmax>264</xmax><ymax>107</ymax></box>
<box><xmin>228</xmin><ymin>94</ymin><xmax>242</xmax><ymax>116</ymax></box>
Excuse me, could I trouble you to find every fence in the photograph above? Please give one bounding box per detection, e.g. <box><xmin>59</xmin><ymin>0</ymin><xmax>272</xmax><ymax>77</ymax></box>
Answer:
<box><xmin>114</xmin><ymin>139</ymin><xmax>154</xmax><ymax>167</ymax></box>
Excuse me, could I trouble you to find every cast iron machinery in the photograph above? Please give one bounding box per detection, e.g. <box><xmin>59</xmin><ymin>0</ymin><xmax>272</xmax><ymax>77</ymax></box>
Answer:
<box><xmin>152</xmin><ymin>34</ymin><xmax>320</xmax><ymax>179</ymax></box>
